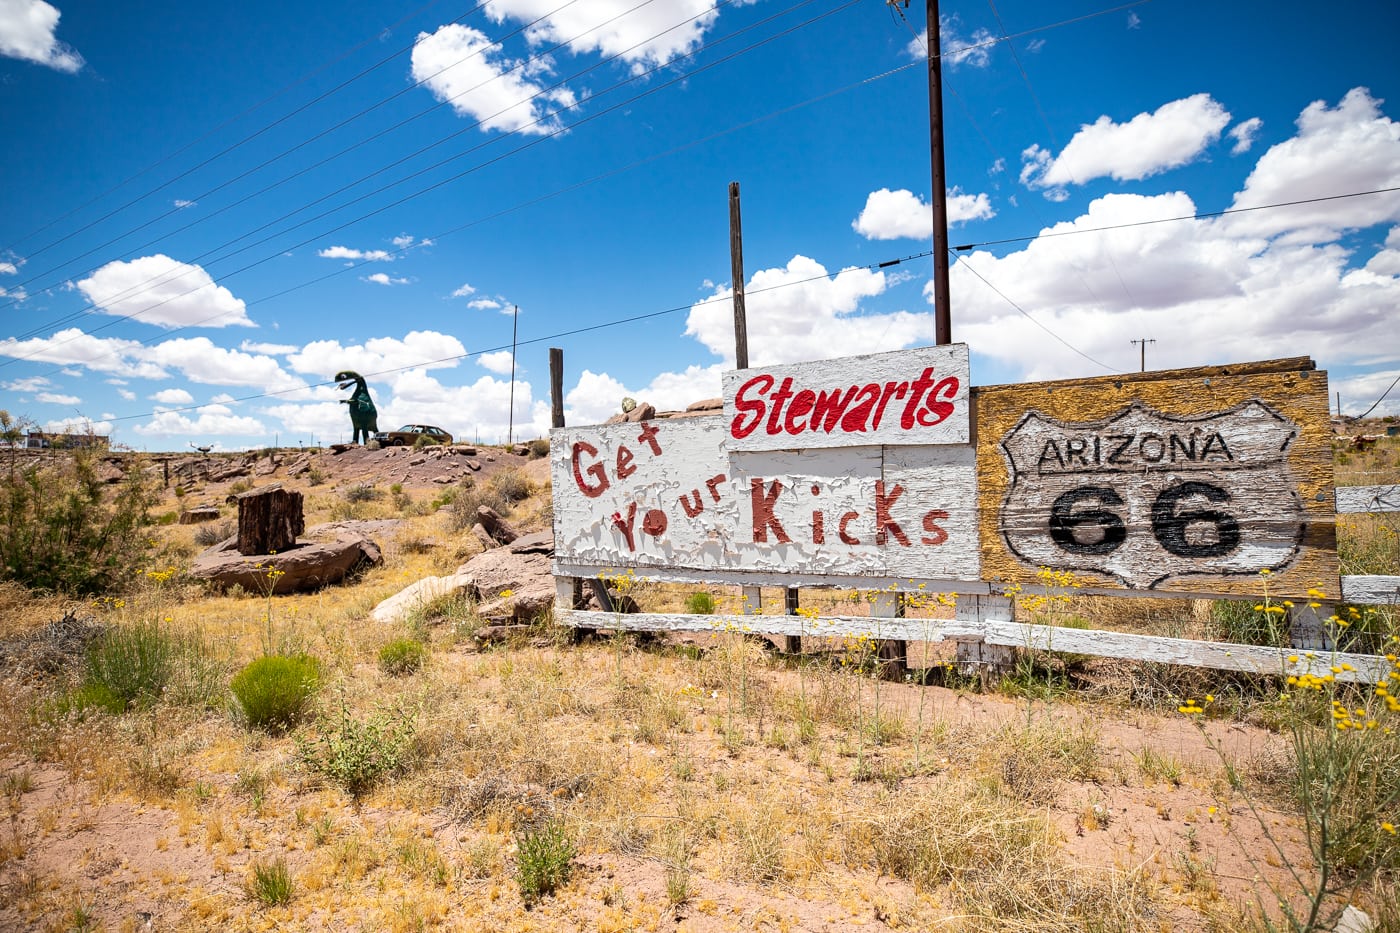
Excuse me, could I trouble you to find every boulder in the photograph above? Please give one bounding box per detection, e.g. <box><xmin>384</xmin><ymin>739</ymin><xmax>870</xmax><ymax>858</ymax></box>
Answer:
<box><xmin>476</xmin><ymin>506</ymin><xmax>521</xmax><ymax>545</ymax></box>
<box><xmin>371</xmin><ymin>530</ymin><xmax>557</xmax><ymax>625</ymax></box>
<box><xmin>178</xmin><ymin>506</ymin><xmax>221</xmax><ymax>525</ymax></box>
<box><xmin>370</xmin><ymin>572</ymin><xmax>474</xmax><ymax>624</ymax></box>
<box><xmin>190</xmin><ymin>523</ymin><xmax>382</xmax><ymax>594</ymax></box>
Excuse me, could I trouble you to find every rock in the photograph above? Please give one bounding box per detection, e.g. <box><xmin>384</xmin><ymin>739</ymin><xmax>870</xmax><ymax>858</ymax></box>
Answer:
<box><xmin>470</xmin><ymin>524</ymin><xmax>498</xmax><ymax>550</ymax></box>
<box><xmin>370</xmin><ymin>531</ymin><xmax>557</xmax><ymax>625</ymax></box>
<box><xmin>464</xmin><ymin>459</ymin><xmax>482</xmax><ymax>471</ymax></box>
<box><xmin>1336</xmin><ymin>906</ymin><xmax>1374</xmax><ymax>933</ymax></box>
<box><xmin>453</xmin><ymin>446</ymin><xmax>479</xmax><ymax>456</ymax></box>
<box><xmin>370</xmin><ymin>572</ymin><xmax>474</xmax><ymax>624</ymax></box>
<box><xmin>476</xmin><ymin>506</ymin><xmax>521</xmax><ymax>545</ymax></box>
<box><xmin>686</xmin><ymin>397</ymin><xmax>723</xmax><ymax>412</ymax></box>
<box><xmin>625</xmin><ymin>403</ymin><xmax>656</xmax><ymax>423</ymax></box>
<box><xmin>432</xmin><ymin>474</ymin><xmax>455</xmax><ymax>484</ymax></box>
<box><xmin>178</xmin><ymin>506</ymin><xmax>220</xmax><ymax>525</ymax></box>
<box><xmin>190</xmin><ymin>523</ymin><xmax>382</xmax><ymax>594</ymax></box>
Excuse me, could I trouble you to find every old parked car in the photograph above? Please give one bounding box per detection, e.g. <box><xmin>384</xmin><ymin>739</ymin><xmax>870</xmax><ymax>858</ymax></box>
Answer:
<box><xmin>374</xmin><ymin>424</ymin><xmax>453</xmax><ymax>447</ymax></box>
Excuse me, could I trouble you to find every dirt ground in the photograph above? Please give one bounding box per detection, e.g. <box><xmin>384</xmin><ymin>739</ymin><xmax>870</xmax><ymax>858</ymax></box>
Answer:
<box><xmin>0</xmin><ymin>444</ymin><xmax>1391</xmax><ymax>932</ymax></box>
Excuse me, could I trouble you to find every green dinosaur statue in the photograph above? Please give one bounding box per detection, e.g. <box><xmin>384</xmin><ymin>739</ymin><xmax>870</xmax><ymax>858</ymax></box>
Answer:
<box><xmin>335</xmin><ymin>370</ymin><xmax>379</xmax><ymax>444</ymax></box>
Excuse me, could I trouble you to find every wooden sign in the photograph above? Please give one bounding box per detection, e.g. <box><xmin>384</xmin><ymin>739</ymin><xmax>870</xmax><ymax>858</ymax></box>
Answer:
<box><xmin>977</xmin><ymin>359</ymin><xmax>1336</xmax><ymax>598</ymax></box>
<box><xmin>552</xmin><ymin>415</ymin><xmax>980</xmax><ymax>581</ymax></box>
<box><xmin>721</xmin><ymin>344</ymin><xmax>970</xmax><ymax>451</ymax></box>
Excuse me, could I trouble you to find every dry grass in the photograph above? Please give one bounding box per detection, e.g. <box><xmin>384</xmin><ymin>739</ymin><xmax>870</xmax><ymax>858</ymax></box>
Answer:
<box><xmin>0</xmin><ymin>443</ymin><xmax>1391</xmax><ymax>931</ymax></box>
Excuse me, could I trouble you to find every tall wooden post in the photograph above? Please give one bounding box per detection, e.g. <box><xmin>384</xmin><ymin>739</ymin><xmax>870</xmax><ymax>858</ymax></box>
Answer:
<box><xmin>731</xmin><ymin>182</ymin><xmax>799</xmax><ymax>653</ymax></box>
<box><xmin>927</xmin><ymin>0</ymin><xmax>951</xmax><ymax>347</ymax></box>
<box><xmin>550</xmin><ymin>348</ymin><xmax>586</xmax><ymax>625</ymax></box>
<box><xmin>729</xmin><ymin>182</ymin><xmax>749</xmax><ymax>371</ymax></box>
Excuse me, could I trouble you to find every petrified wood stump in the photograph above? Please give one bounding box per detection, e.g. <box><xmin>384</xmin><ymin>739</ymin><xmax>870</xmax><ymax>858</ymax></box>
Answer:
<box><xmin>230</xmin><ymin>483</ymin><xmax>304</xmax><ymax>556</ymax></box>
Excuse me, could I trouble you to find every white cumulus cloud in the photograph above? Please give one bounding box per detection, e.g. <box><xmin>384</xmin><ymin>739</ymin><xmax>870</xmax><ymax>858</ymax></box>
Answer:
<box><xmin>319</xmin><ymin>245</ymin><xmax>393</xmax><ymax>262</ymax></box>
<box><xmin>35</xmin><ymin>391</ymin><xmax>79</xmax><ymax>405</ymax></box>
<box><xmin>77</xmin><ymin>255</ymin><xmax>252</xmax><ymax>329</ymax></box>
<box><xmin>1224</xmin><ymin>88</ymin><xmax>1400</xmax><ymax>243</ymax></box>
<box><xmin>478</xmin><ymin>350</ymin><xmax>515</xmax><ymax>375</ymax></box>
<box><xmin>1229</xmin><ymin>117</ymin><xmax>1263</xmax><ymax>154</ymax></box>
<box><xmin>853</xmin><ymin>187</ymin><xmax>995</xmax><ymax>240</ymax></box>
<box><xmin>684</xmin><ymin>255</ymin><xmax>932</xmax><ymax>368</ymax></box>
<box><xmin>485</xmin><ymin>1</ymin><xmax>724</xmax><ymax>76</ymax></box>
<box><xmin>411</xmin><ymin>23</ymin><xmax>577</xmax><ymax>135</ymax></box>
<box><xmin>0</xmin><ymin>0</ymin><xmax>82</xmax><ymax>71</ymax></box>
<box><xmin>150</xmin><ymin>388</ymin><xmax>195</xmax><ymax>405</ymax></box>
<box><xmin>363</xmin><ymin>272</ymin><xmax>410</xmax><ymax>286</ymax></box>
<box><xmin>1021</xmin><ymin>94</ymin><xmax>1231</xmax><ymax>193</ymax></box>
<box><xmin>132</xmin><ymin>404</ymin><xmax>266</xmax><ymax>439</ymax></box>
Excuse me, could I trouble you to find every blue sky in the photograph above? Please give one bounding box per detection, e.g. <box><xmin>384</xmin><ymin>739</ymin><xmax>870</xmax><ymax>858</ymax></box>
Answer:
<box><xmin>1</xmin><ymin>0</ymin><xmax>1398</xmax><ymax>451</ymax></box>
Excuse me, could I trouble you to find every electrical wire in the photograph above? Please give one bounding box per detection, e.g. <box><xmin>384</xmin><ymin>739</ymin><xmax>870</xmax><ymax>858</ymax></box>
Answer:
<box><xmin>3</xmin><ymin>0</ymin><xmax>598</xmax><ymax>300</ymax></box>
<box><xmin>2</xmin><ymin>0</ymin><xmax>817</xmax><ymax>335</ymax></box>
<box><xmin>952</xmin><ymin>250</ymin><xmax>1119</xmax><ymax>373</ymax></box>
<box><xmin>2</xmin><ymin>0</ymin><xmax>851</xmax><ymax>357</ymax></box>
<box><xmin>2</xmin><ymin>0</ymin><xmax>478</xmax><ymax>264</ymax></box>
<box><xmin>1353</xmin><ymin>374</ymin><xmax>1400</xmax><ymax>420</ymax></box>
<box><xmin>90</xmin><ymin>247</ymin><xmax>938</xmax><ymax>427</ymax></box>
<box><xmin>950</xmin><ymin>187</ymin><xmax>1400</xmax><ymax>251</ymax></box>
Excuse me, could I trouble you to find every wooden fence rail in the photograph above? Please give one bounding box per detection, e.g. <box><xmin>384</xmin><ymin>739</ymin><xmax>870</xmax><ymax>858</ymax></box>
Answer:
<box><xmin>554</xmin><ymin>483</ymin><xmax>1399</xmax><ymax>685</ymax></box>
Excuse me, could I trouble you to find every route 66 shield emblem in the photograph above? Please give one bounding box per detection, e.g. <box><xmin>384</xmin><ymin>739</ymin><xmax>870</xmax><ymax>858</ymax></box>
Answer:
<box><xmin>998</xmin><ymin>400</ymin><xmax>1305</xmax><ymax>589</ymax></box>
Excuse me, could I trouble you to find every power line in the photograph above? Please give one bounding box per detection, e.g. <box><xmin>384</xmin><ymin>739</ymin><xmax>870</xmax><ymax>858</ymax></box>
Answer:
<box><xmin>4</xmin><ymin>0</ymin><xmax>599</xmax><ymax>300</ymax></box>
<box><xmin>2</xmin><ymin>0</ymin><xmax>819</xmax><ymax>336</ymax></box>
<box><xmin>4</xmin><ymin>36</ymin><xmax>928</xmax><ymax>384</ymax></box>
<box><xmin>1353</xmin><ymin>374</ymin><xmax>1400</xmax><ymax>420</ymax></box>
<box><xmin>953</xmin><ymin>250</ymin><xmax>1118</xmax><ymax>373</ymax></box>
<box><xmin>3</xmin><ymin>1</ymin><xmax>480</xmax><ymax>266</ymax></box>
<box><xmin>951</xmin><ymin>187</ymin><xmax>1400</xmax><ymax>251</ymax></box>
<box><xmin>1</xmin><ymin>0</ymin><xmax>454</xmax><ymax>257</ymax></box>
<box><xmin>91</xmin><ymin>247</ymin><xmax>938</xmax><ymax>427</ymax></box>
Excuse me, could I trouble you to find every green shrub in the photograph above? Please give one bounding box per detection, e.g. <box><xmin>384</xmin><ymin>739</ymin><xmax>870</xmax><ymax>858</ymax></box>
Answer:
<box><xmin>343</xmin><ymin>483</ymin><xmax>378</xmax><ymax>503</ymax></box>
<box><xmin>526</xmin><ymin>438</ymin><xmax>550</xmax><ymax>459</ymax></box>
<box><xmin>684</xmin><ymin>592</ymin><xmax>717</xmax><ymax>615</ymax></box>
<box><xmin>378</xmin><ymin>638</ymin><xmax>428</xmax><ymax>676</ymax></box>
<box><xmin>297</xmin><ymin>699</ymin><xmax>417</xmax><ymax>799</ymax></box>
<box><xmin>306</xmin><ymin>467</ymin><xmax>327</xmax><ymax>486</ymax></box>
<box><xmin>83</xmin><ymin>621</ymin><xmax>180</xmax><ymax>710</ymax></box>
<box><xmin>52</xmin><ymin>681</ymin><xmax>126</xmax><ymax>718</ymax></box>
<box><xmin>516</xmin><ymin>817</ymin><xmax>575</xmax><ymax>905</ymax></box>
<box><xmin>248</xmin><ymin>856</ymin><xmax>294</xmax><ymax>906</ymax></box>
<box><xmin>230</xmin><ymin>654</ymin><xmax>321</xmax><ymax>733</ymax></box>
<box><xmin>0</xmin><ymin>447</ymin><xmax>157</xmax><ymax>595</ymax></box>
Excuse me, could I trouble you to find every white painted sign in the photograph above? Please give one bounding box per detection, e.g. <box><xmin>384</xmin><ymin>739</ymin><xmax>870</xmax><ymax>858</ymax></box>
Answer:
<box><xmin>998</xmin><ymin>401</ymin><xmax>1305</xmax><ymax>588</ymax></box>
<box><xmin>720</xmin><ymin>344</ymin><xmax>970</xmax><ymax>451</ymax></box>
<box><xmin>552</xmin><ymin>415</ymin><xmax>980</xmax><ymax>580</ymax></box>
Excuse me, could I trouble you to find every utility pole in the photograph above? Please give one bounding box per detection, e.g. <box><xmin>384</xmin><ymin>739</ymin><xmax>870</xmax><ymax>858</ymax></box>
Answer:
<box><xmin>1131</xmin><ymin>338</ymin><xmax>1156</xmax><ymax>372</ymax></box>
<box><xmin>926</xmin><ymin>0</ymin><xmax>952</xmax><ymax>346</ymax></box>
<box><xmin>729</xmin><ymin>182</ymin><xmax>749</xmax><ymax>369</ymax></box>
<box><xmin>507</xmin><ymin>305</ymin><xmax>518</xmax><ymax>447</ymax></box>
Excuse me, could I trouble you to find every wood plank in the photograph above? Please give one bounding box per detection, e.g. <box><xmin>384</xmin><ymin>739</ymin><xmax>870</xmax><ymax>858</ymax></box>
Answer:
<box><xmin>1341</xmin><ymin>575</ymin><xmax>1400</xmax><ymax>604</ymax></box>
<box><xmin>976</xmin><ymin>359</ymin><xmax>1335</xmax><ymax>599</ymax></box>
<box><xmin>552</xmin><ymin>561</ymin><xmax>992</xmax><ymax>594</ymax></box>
<box><xmin>1336</xmin><ymin>484</ymin><xmax>1400</xmax><ymax>514</ymax></box>
<box><xmin>555</xmin><ymin>609</ymin><xmax>1389</xmax><ymax>684</ymax></box>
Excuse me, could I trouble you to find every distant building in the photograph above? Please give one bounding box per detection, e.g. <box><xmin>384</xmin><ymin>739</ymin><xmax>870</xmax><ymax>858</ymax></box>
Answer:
<box><xmin>26</xmin><ymin>431</ymin><xmax>109</xmax><ymax>450</ymax></box>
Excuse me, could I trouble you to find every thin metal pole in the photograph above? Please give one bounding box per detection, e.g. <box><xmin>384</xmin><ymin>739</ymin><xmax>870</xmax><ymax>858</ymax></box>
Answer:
<box><xmin>507</xmin><ymin>305</ymin><xmax>518</xmax><ymax>446</ymax></box>
<box><xmin>927</xmin><ymin>0</ymin><xmax>952</xmax><ymax>346</ymax></box>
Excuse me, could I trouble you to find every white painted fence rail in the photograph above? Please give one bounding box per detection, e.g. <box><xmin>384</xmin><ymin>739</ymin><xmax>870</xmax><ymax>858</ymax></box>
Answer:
<box><xmin>554</xmin><ymin>482</ymin><xmax>1399</xmax><ymax>685</ymax></box>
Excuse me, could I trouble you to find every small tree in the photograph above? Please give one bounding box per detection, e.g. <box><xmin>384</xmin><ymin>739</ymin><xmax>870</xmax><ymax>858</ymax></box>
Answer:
<box><xmin>0</xmin><ymin>444</ymin><xmax>157</xmax><ymax>594</ymax></box>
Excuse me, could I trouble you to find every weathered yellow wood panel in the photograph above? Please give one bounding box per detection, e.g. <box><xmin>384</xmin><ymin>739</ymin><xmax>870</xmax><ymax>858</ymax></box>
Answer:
<box><xmin>975</xmin><ymin>358</ymin><xmax>1336</xmax><ymax>599</ymax></box>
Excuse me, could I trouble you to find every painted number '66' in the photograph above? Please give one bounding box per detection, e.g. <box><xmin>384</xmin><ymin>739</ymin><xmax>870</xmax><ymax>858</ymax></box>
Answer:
<box><xmin>1048</xmin><ymin>482</ymin><xmax>1242</xmax><ymax>559</ymax></box>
